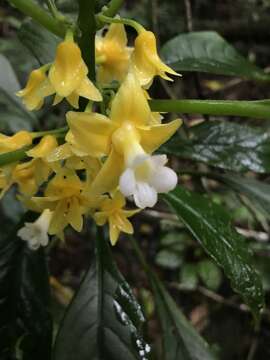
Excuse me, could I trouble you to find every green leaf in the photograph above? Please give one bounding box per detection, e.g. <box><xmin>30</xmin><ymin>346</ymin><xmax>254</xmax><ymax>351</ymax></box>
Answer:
<box><xmin>197</xmin><ymin>260</ymin><xmax>223</xmax><ymax>291</ymax></box>
<box><xmin>180</xmin><ymin>264</ymin><xmax>199</xmax><ymax>290</ymax></box>
<box><xmin>161</xmin><ymin>31</ymin><xmax>270</xmax><ymax>81</ymax></box>
<box><xmin>19</xmin><ymin>20</ymin><xmax>59</xmax><ymax>65</ymax></box>
<box><xmin>162</xmin><ymin>121</ymin><xmax>270</xmax><ymax>173</ymax></box>
<box><xmin>164</xmin><ymin>186</ymin><xmax>264</xmax><ymax>319</ymax></box>
<box><xmin>53</xmin><ymin>232</ymin><xmax>149</xmax><ymax>360</ymax></box>
<box><xmin>156</xmin><ymin>249</ymin><xmax>183</xmax><ymax>269</ymax></box>
<box><xmin>0</xmin><ymin>213</ymin><xmax>52</xmax><ymax>360</ymax></box>
<box><xmin>149</xmin><ymin>270</ymin><xmax>215</xmax><ymax>360</ymax></box>
<box><xmin>215</xmin><ymin>174</ymin><xmax>270</xmax><ymax>218</ymax></box>
<box><xmin>0</xmin><ymin>55</ymin><xmax>37</xmax><ymax>132</ymax></box>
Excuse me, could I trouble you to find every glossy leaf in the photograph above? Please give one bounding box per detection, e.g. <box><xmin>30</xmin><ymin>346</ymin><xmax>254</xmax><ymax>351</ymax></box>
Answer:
<box><xmin>162</xmin><ymin>121</ymin><xmax>270</xmax><ymax>173</ymax></box>
<box><xmin>215</xmin><ymin>174</ymin><xmax>270</xmax><ymax>218</ymax></box>
<box><xmin>149</xmin><ymin>270</ymin><xmax>215</xmax><ymax>360</ymax></box>
<box><xmin>19</xmin><ymin>20</ymin><xmax>59</xmax><ymax>65</ymax></box>
<box><xmin>0</xmin><ymin>213</ymin><xmax>52</xmax><ymax>359</ymax></box>
<box><xmin>161</xmin><ymin>31</ymin><xmax>270</xmax><ymax>81</ymax></box>
<box><xmin>53</xmin><ymin>232</ymin><xmax>149</xmax><ymax>360</ymax></box>
<box><xmin>164</xmin><ymin>186</ymin><xmax>264</xmax><ymax>319</ymax></box>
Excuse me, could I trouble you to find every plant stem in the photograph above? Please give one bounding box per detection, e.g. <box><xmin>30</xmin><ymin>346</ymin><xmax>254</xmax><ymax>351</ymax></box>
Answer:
<box><xmin>102</xmin><ymin>0</ymin><xmax>125</xmax><ymax>17</ymax></box>
<box><xmin>0</xmin><ymin>146</ymin><xmax>31</xmax><ymax>167</ymax></box>
<box><xmin>8</xmin><ymin>0</ymin><xmax>66</xmax><ymax>37</ymax></box>
<box><xmin>97</xmin><ymin>14</ymin><xmax>144</xmax><ymax>33</ymax></box>
<box><xmin>32</xmin><ymin>126</ymin><xmax>68</xmax><ymax>139</ymax></box>
<box><xmin>149</xmin><ymin>99</ymin><xmax>270</xmax><ymax>120</ymax></box>
<box><xmin>78</xmin><ymin>0</ymin><xmax>96</xmax><ymax>82</ymax></box>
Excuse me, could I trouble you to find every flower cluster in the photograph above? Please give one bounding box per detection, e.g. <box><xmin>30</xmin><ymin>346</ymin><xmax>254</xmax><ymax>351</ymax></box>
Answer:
<box><xmin>2</xmin><ymin>23</ymin><xmax>181</xmax><ymax>249</ymax></box>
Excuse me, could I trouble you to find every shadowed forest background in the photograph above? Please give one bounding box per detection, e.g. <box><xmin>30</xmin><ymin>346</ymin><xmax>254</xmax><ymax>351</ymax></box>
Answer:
<box><xmin>1</xmin><ymin>1</ymin><xmax>270</xmax><ymax>359</ymax></box>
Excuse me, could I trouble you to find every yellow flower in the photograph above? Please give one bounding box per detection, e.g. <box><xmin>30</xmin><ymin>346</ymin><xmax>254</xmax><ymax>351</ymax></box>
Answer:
<box><xmin>29</xmin><ymin>169</ymin><xmax>101</xmax><ymax>236</ymax></box>
<box><xmin>96</xmin><ymin>24</ymin><xmax>132</xmax><ymax>84</ymax></box>
<box><xmin>0</xmin><ymin>131</ymin><xmax>32</xmax><ymax>154</ymax></box>
<box><xmin>93</xmin><ymin>191</ymin><xmax>139</xmax><ymax>245</ymax></box>
<box><xmin>132</xmin><ymin>30</ymin><xmax>180</xmax><ymax>88</ymax></box>
<box><xmin>0</xmin><ymin>135</ymin><xmax>58</xmax><ymax>197</ymax></box>
<box><xmin>16</xmin><ymin>68</ymin><xmax>54</xmax><ymax>111</ymax></box>
<box><xmin>49</xmin><ymin>37</ymin><xmax>102</xmax><ymax>108</ymax></box>
<box><xmin>67</xmin><ymin>71</ymin><xmax>181</xmax><ymax>201</ymax></box>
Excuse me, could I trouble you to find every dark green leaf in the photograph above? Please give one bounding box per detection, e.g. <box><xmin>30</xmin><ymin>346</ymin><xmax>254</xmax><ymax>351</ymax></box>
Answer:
<box><xmin>155</xmin><ymin>249</ymin><xmax>183</xmax><ymax>269</ymax></box>
<box><xmin>163</xmin><ymin>121</ymin><xmax>270</xmax><ymax>173</ymax></box>
<box><xmin>161</xmin><ymin>31</ymin><xmax>269</xmax><ymax>81</ymax></box>
<box><xmin>215</xmin><ymin>174</ymin><xmax>270</xmax><ymax>218</ymax></box>
<box><xmin>149</xmin><ymin>270</ymin><xmax>215</xmax><ymax>360</ymax></box>
<box><xmin>197</xmin><ymin>260</ymin><xmax>222</xmax><ymax>291</ymax></box>
<box><xmin>164</xmin><ymin>187</ymin><xmax>264</xmax><ymax>319</ymax></box>
<box><xmin>180</xmin><ymin>264</ymin><xmax>198</xmax><ymax>290</ymax></box>
<box><xmin>53</xmin><ymin>232</ymin><xmax>149</xmax><ymax>360</ymax></box>
<box><xmin>19</xmin><ymin>20</ymin><xmax>59</xmax><ymax>65</ymax></box>
<box><xmin>0</xmin><ymin>213</ymin><xmax>52</xmax><ymax>360</ymax></box>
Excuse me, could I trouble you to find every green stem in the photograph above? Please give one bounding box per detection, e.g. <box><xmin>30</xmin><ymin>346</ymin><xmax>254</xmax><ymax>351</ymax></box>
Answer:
<box><xmin>129</xmin><ymin>237</ymin><xmax>149</xmax><ymax>273</ymax></box>
<box><xmin>78</xmin><ymin>0</ymin><xmax>96</xmax><ymax>82</ymax></box>
<box><xmin>32</xmin><ymin>126</ymin><xmax>68</xmax><ymax>139</ymax></box>
<box><xmin>8</xmin><ymin>0</ymin><xmax>66</xmax><ymax>37</ymax></box>
<box><xmin>102</xmin><ymin>0</ymin><xmax>125</xmax><ymax>17</ymax></box>
<box><xmin>149</xmin><ymin>99</ymin><xmax>270</xmax><ymax>120</ymax></box>
<box><xmin>0</xmin><ymin>146</ymin><xmax>31</xmax><ymax>167</ymax></box>
<box><xmin>97</xmin><ymin>14</ymin><xmax>144</xmax><ymax>33</ymax></box>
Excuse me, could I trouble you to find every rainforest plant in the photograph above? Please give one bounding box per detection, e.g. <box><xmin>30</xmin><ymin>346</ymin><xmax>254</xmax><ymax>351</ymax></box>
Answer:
<box><xmin>1</xmin><ymin>0</ymin><xmax>270</xmax><ymax>359</ymax></box>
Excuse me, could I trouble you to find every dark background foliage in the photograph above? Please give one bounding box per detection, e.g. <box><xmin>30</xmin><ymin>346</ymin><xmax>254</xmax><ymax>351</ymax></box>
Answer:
<box><xmin>1</xmin><ymin>1</ymin><xmax>270</xmax><ymax>359</ymax></box>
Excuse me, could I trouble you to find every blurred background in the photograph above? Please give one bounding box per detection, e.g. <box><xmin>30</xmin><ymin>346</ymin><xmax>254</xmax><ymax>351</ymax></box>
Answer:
<box><xmin>1</xmin><ymin>1</ymin><xmax>270</xmax><ymax>359</ymax></box>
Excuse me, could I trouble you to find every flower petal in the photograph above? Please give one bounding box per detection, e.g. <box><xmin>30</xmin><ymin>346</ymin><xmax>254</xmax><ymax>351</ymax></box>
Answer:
<box><xmin>110</xmin><ymin>71</ymin><xmax>151</xmax><ymax>127</ymax></box>
<box><xmin>119</xmin><ymin>168</ymin><xmax>136</xmax><ymax>197</ymax></box>
<box><xmin>49</xmin><ymin>40</ymin><xmax>88</xmax><ymax>97</ymax></box>
<box><xmin>133</xmin><ymin>182</ymin><xmax>157</xmax><ymax>208</ymax></box>
<box><xmin>139</xmin><ymin>119</ymin><xmax>182</xmax><ymax>153</ymax></box>
<box><xmin>76</xmin><ymin>77</ymin><xmax>102</xmax><ymax>102</ymax></box>
<box><xmin>88</xmin><ymin>149</ymin><xmax>124</xmax><ymax>196</ymax></box>
<box><xmin>150</xmin><ymin>166</ymin><xmax>178</xmax><ymax>193</ymax></box>
<box><xmin>67</xmin><ymin>111</ymin><xmax>115</xmax><ymax>157</ymax></box>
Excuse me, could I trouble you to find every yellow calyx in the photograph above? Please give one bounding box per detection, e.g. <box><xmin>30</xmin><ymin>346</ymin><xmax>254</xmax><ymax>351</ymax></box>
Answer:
<box><xmin>96</xmin><ymin>24</ymin><xmax>131</xmax><ymax>84</ymax></box>
<box><xmin>132</xmin><ymin>30</ymin><xmax>180</xmax><ymax>87</ymax></box>
<box><xmin>94</xmin><ymin>191</ymin><xmax>139</xmax><ymax>245</ymax></box>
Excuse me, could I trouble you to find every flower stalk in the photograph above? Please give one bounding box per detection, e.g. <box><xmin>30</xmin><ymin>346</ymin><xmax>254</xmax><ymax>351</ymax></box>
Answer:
<box><xmin>149</xmin><ymin>99</ymin><xmax>270</xmax><ymax>120</ymax></box>
<box><xmin>78</xmin><ymin>0</ymin><xmax>96</xmax><ymax>82</ymax></box>
<box><xmin>8</xmin><ymin>0</ymin><xmax>67</xmax><ymax>37</ymax></box>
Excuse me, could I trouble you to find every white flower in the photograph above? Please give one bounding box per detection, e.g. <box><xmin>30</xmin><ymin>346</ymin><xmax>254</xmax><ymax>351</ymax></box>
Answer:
<box><xmin>17</xmin><ymin>209</ymin><xmax>53</xmax><ymax>250</ymax></box>
<box><xmin>119</xmin><ymin>154</ymin><xmax>177</xmax><ymax>208</ymax></box>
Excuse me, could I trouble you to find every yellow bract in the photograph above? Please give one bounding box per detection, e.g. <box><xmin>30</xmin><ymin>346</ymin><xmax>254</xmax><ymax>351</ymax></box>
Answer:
<box><xmin>96</xmin><ymin>24</ymin><xmax>131</xmax><ymax>84</ymax></box>
<box><xmin>94</xmin><ymin>191</ymin><xmax>139</xmax><ymax>245</ymax></box>
<box><xmin>132</xmin><ymin>30</ymin><xmax>180</xmax><ymax>88</ymax></box>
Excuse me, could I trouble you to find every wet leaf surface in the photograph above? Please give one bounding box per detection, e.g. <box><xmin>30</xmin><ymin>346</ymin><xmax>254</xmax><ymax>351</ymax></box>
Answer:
<box><xmin>164</xmin><ymin>186</ymin><xmax>264</xmax><ymax>319</ymax></box>
<box><xmin>163</xmin><ymin>121</ymin><xmax>270</xmax><ymax>173</ymax></box>
<box><xmin>53</xmin><ymin>232</ymin><xmax>149</xmax><ymax>360</ymax></box>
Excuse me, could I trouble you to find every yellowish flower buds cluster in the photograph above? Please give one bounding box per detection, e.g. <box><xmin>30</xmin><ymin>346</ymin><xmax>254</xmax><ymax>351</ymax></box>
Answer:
<box><xmin>1</xmin><ymin>24</ymin><xmax>181</xmax><ymax>249</ymax></box>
